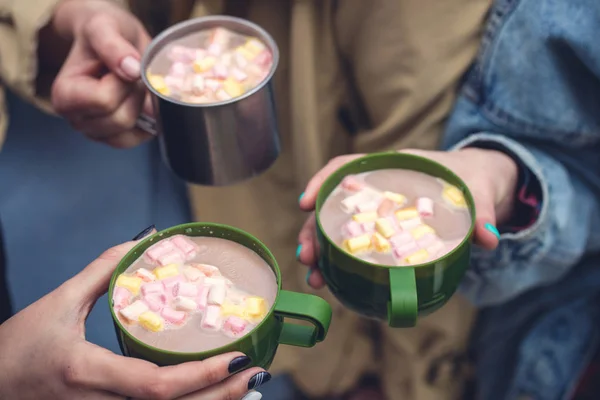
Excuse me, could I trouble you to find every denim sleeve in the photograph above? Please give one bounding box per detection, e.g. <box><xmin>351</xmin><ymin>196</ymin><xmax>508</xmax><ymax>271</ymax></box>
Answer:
<box><xmin>447</xmin><ymin>132</ymin><xmax>600</xmax><ymax>307</ymax></box>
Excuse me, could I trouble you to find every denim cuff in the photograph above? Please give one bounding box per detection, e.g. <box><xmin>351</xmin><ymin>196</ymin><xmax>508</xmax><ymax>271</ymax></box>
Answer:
<box><xmin>449</xmin><ymin>133</ymin><xmax>549</xmax><ymax>241</ymax></box>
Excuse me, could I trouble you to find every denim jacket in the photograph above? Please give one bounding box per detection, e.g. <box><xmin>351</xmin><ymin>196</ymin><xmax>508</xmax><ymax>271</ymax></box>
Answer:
<box><xmin>442</xmin><ymin>0</ymin><xmax>600</xmax><ymax>399</ymax></box>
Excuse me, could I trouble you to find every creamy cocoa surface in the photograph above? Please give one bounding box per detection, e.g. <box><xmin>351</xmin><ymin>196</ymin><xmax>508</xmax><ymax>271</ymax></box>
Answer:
<box><xmin>319</xmin><ymin>169</ymin><xmax>472</xmax><ymax>266</ymax></box>
<box><xmin>146</xmin><ymin>27</ymin><xmax>273</xmax><ymax>104</ymax></box>
<box><xmin>113</xmin><ymin>236</ymin><xmax>277</xmax><ymax>353</ymax></box>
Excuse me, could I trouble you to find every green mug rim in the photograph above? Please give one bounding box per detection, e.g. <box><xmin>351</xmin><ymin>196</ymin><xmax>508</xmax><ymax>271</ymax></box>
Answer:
<box><xmin>315</xmin><ymin>151</ymin><xmax>477</xmax><ymax>270</ymax></box>
<box><xmin>108</xmin><ymin>222</ymin><xmax>282</xmax><ymax>357</ymax></box>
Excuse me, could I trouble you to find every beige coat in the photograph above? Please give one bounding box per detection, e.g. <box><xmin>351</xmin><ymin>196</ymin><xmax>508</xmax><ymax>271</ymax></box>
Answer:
<box><xmin>0</xmin><ymin>0</ymin><xmax>490</xmax><ymax>398</ymax></box>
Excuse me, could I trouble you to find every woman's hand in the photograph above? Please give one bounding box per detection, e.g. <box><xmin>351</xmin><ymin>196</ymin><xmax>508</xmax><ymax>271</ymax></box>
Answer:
<box><xmin>297</xmin><ymin>148</ymin><xmax>519</xmax><ymax>289</ymax></box>
<box><xmin>50</xmin><ymin>0</ymin><xmax>153</xmax><ymax>148</ymax></box>
<box><xmin>0</xmin><ymin>236</ymin><xmax>268</xmax><ymax>399</ymax></box>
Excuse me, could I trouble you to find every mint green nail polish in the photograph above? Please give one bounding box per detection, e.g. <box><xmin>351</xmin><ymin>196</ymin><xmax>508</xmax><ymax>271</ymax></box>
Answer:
<box><xmin>296</xmin><ymin>244</ymin><xmax>302</xmax><ymax>259</ymax></box>
<box><xmin>298</xmin><ymin>192</ymin><xmax>305</xmax><ymax>203</ymax></box>
<box><xmin>305</xmin><ymin>270</ymin><xmax>311</xmax><ymax>284</ymax></box>
<box><xmin>485</xmin><ymin>223</ymin><xmax>500</xmax><ymax>239</ymax></box>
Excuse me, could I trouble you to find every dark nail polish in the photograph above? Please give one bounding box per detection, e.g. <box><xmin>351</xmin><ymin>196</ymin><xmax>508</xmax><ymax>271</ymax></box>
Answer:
<box><xmin>228</xmin><ymin>356</ymin><xmax>251</xmax><ymax>374</ymax></box>
<box><xmin>248</xmin><ymin>371</ymin><xmax>271</xmax><ymax>390</ymax></box>
<box><xmin>132</xmin><ymin>225</ymin><xmax>155</xmax><ymax>241</ymax></box>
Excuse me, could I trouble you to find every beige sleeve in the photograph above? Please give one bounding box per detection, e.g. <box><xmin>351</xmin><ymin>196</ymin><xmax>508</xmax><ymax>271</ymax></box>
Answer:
<box><xmin>0</xmin><ymin>0</ymin><xmax>64</xmax><ymax>113</ymax></box>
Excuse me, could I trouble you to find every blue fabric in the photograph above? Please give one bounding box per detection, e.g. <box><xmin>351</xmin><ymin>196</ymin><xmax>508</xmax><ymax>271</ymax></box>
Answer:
<box><xmin>442</xmin><ymin>0</ymin><xmax>600</xmax><ymax>398</ymax></box>
<box><xmin>0</xmin><ymin>92</ymin><xmax>295</xmax><ymax>399</ymax></box>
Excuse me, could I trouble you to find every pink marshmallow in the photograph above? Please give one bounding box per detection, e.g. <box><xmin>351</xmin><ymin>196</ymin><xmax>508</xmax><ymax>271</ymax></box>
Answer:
<box><xmin>204</xmin><ymin>79</ymin><xmax>221</xmax><ymax>92</ymax></box>
<box><xmin>161</xmin><ymin>307</ymin><xmax>187</xmax><ymax>325</ymax></box>
<box><xmin>141</xmin><ymin>281</ymin><xmax>164</xmax><ymax>296</ymax></box>
<box><xmin>417</xmin><ymin>233</ymin><xmax>437</xmax><ymax>248</ymax></box>
<box><xmin>196</xmin><ymin>286</ymin><xmax>209</xmax><ymax>310</ymax></box>
<box><xmin>156</xmin><ymin>249</ymin><xmax>185</xmax><ymax>266</ymax></box>
<box><xmin>417</xmin><ymin>197</ymin><xmax>434</xmax><ymax>218</ymax></box>
<box><xmin>144</xmin><ymin>240</ymin><xmax>176</xmax><ymax>265</ymax></box>
<box><xmin>390</xmin><ymin>231</ymin><xmax>413</xmax><ymax>248</ymax></box>
<box><xmin>183</xmin><ymin>266</ymin><xmax>206</xmax><ymax>283</ymax></box>
<box><xmin>135</xmin><ymin>268</ymin><xmax>155</xmax><ymax>282</ymax></box>
<box><xmin>169</xmin><ymin>62</ymin><xmax>188</xmax><ymax>77</ymax></box>
<box><xmin>112</xmin><ymin>287</ymin><xmax>131</xmax><ymax>310</ymax></box>
<box><xmin>171</xmin><ymin>235</ymin><xmax>199</xmax><ymax>260</ymax></box>
<box><xmin>340</xmin><ymin>176</ymin><xmax>363</xmax><ymax>192</ymax></box>
<box><xmin>207</xmin><ymin>43</ymin><xmax>222</xmax><ymax>56</ymax></box>
<box><xmin>223</xmin><ymin>316</ymin><xmax>248</xmax><ymax>336</ymax></box>
<box><xmin>342</xmin><ymin>221</ymin><xmax>364</xmax><ymax>238</ymax></box>
<box><xmin>231</xmin><ymin>68</ymin><xmax>248</xmax><ymax>82</ymax></box>
<box><xmin>254</xmin><ymin>50</ymin><xmax>272</xmax><ymax>68</ymax></box>
<box><xmin>143</xmin><ymin>293</ymin><xmax>167</xmax><ymax>312</ymax></box>
<box><xmin>361</xmin><ymin>221</ymin><xmax>376</xmax><ymax>234</ymax></box>
<box><xmin>162</xmin><ymin>275</ymin><xmax>186</xmax><ymax>295</ymax></box>
<box><xmin>393</xmin><ymin>242</ymin><xmax>419</xmax><ymax>259</ymax></box>
<box><xmin>164</xmin><ymin>75</ymin><xmax>184</xmax><ymax>91</ymax></box>
<box><xmin>193</xmin><ymin>263</ymin><xmax>221</xmax><ymax>277</ymax></box>
<box><xmin>211</xmin><ymin>64</ymin><xmax>229</xmax><ymax>79</ymax></box>
<box><xmin>173</xmin><ymin>282</ymin><xmax>198</xmax><ymax>298</ymax></box>
<box><xmin>209</xmin><ymin>27</ymin><xmax>231</xmax><ymax>46</ymax></box>
<box><xmin>201</xmin><ymin>305</ymin><xmax>222</xmax><ymax>331</ymax></box>
<box><xmin>168</xmin><ymin>45</ymin><xmax>197</xmax><ymax>63</ymax></box>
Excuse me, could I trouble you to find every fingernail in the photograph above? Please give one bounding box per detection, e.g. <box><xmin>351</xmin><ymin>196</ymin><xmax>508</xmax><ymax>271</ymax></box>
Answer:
<box><xmin>248</xmin><ymin>371</ymin><xmax>271</xmax><ymax>390</ymax></box>
<box><xmin>242</xmin><ymin>391</ymin><xmax>263</xmax><ymax>400</ymax></box>
<box><xmin>132</xmin><ymin>225</ymin><xmax>155</xmax><ymax>241</ymax></box>
<box><xmin>298</xmin><ymin>192</ymin><xmax>305</xmax><ymax>203</ymax></box>
<box><xmin>484</xmin><ymin>223</ymin><xmax>500</xmax><ymax>239</ymax></box>
<box><xmin>305</xmin><ymin>270</ymin><xmax>311</xmax><ymax>285</ymax></box>
<box><xmin>120</xmin><ymin>56</ymin><xmax>141</xmax><ymax>79</ymax></box>
<box><xmin>296</xmin><ymin>244</ymin><xmax>302</xmax><ymax>260</ymax></box>
<box><xmin>228</xmin><ymin>355</ymin><xmax>251</xmax><ymax>374</ymax></box>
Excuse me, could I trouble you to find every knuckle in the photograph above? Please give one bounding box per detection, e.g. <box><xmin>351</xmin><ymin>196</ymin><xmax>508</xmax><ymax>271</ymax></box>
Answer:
<box><xmin>93</xmin><ymin>91</ymin><xmax>120</xmax><ymax>114</ymax></box>
<box><xmin>202</xmin><ymin>363</ymin><xmax>224</xmax><ymax>386</ymax></box>
<box><xmin>61</xmin><ymin>353</ymin><xmax>84</xmax><ymax>387</ymax></box>
<box><xmin>98</xmin><ymin>246</ymin><xmax>124</xmax><ymax>262</ymax></box>
<box><xmin>140</xmin><ymin>376</ymin><xmax>171</xmax><ymax>400</ymax></box>
<box><xmin>51</xmin><ymin>80</ymin><xmax>70</xmax><ymax>114</ymax></box>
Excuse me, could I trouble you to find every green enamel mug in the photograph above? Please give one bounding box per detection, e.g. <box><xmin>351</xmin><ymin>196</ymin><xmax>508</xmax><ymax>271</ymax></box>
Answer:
<box><xmin>109</xmin><ymin>222</ymin><xmax>332</xmax><ymax>368</ymax></box>
<box><xmin>315</xmin><ymin>152</ymin><xmax>476</xmax><ymax>328</ymax></box>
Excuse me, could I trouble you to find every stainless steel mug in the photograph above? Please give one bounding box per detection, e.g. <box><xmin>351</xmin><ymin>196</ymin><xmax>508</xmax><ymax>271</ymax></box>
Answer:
<box><xmin>139</xmin><ymin>16</ymin><xmax>280</xmax><ymax>186</ymax></box>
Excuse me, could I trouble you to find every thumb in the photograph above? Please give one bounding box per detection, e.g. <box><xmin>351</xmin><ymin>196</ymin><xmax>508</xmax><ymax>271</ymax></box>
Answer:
<box><xmin>472</xmin><ymin>189</ymin><xmax>500</xmax><ymax>250</ymax></box>
<box><xmin>83</xmin><ymin>14</ymin><xmax>143</xmax><ymax>81</ymax></box>
<box><xmin>71</xmin><ymin>241</ymin><xmax>139</xmax><ymax>309</ymax></box>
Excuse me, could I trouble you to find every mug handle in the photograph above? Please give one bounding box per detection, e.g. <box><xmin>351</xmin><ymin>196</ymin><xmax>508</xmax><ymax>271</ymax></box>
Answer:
<box><xmin>387</xmin><ymin>267</ymin><xmax>418</xmax><ymax>328</ymax></box>
<box><xmin>274</xmin><ymin>290</ymin><xmax>332</xmax><ymax>348</ymax></box>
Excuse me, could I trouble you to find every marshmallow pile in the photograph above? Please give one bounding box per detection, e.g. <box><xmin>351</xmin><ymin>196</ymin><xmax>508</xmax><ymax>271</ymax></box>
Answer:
<box><xmin>336</xmin><ymin>175</ymin><xmax>467</xmax><ymax>266</ymax></box>
<box><xmin>113</xmin><ymin>235</ymin><xmax>268</xmax><ymax>338</ymax></box>
<box><xmin>146</xmin><ymin>27</ymin><xmax>273</xmax><ymax>104</ymax></box>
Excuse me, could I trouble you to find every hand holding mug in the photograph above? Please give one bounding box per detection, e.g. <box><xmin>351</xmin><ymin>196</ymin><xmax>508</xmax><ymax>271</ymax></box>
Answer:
<box><xmin>0</xmin><ymin>235</ymin><xmax>266</xmax><ymax>400</ymax></box>
<box><xmin>50</xmin><ymin>0</ymin><xmax>153</xmax><ymax>148</ymax></box>
<box><xmin>297</xmin><ymin>148</ymin><xmax>518</xmax><ymax>289</ymax></box>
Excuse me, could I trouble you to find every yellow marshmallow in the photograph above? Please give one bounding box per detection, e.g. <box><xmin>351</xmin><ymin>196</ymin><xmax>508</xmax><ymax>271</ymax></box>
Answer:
<box><xmin>153</xmin><ymin>264</ymin><xmax>179</xmax><ymax>280</ymax></box>
<box><xmin>344</xmin><ymin>234</ymin><xmax>372</xmax><ymax>254</ymax></box>
<box><xmin>235</xmin><ymin>46</ymin><xmax>256</xmax><ymax>61</ymax></box>
<box><xmin>375</xmin><ymin>218</ymin><xmax>396</xmax><ymax>238</ymax></box>
<box><xmin>245</xmin><ymin>297</ymin><xmax>267</xmax><ymax>319</ymax></box>
<box><xmin>384</xmin><ymin>191</ymin><xmax>406</xmax><ymax>205</ymax></box>
<box><xmin>245</xmin><ymin>38</ymin><xmax>266</xmax><ymax>56</ymax></box>
<box><xmin>404</xmin><ymin>249</ymin><xmax>429</xmax><ymax>265</ymax></box>
<box><xmin>193</xmin><ymin>57</ymin><xmax>216</xmax><ymax>73</ymax></box>
<box><xmin>372</xmin><ymin>232</ymin><xmax>391</xmax><ymax>253</ymax></box>
<box><xmin>139</xmin><ymin>311</ymin><xmax>164</xmax><ymax>332</ymax></box>
<box><xmin>395</xmin><ymin>207</ymin><xmax>419</xmax><ymax>221</ymax></box>
<box><xmin>223</xmin><ymin>79</ymin><xmax>244</xmax><ymax>97</ymax></box>
<box><xmin>147</xmin><ymin>74</ymin><xmax>170</xmax><ymax>96</ymax></box>
<box><xmin>442</xmin><ymin>185</ymin><xmax>467</xmax><ymax>208</ymax></box>
<box><xmin>352</xmin><ymin>211</ymin><xmax>378</xmax><ymax>223</ymax></box>
<box><xmin>115</xmin><ymin>275</ymin><xmax>142</xmax><ymax>295</ymax></box>
<box><xmin>411</xmin><ymin>225</ymin><xmax>435</xmax><ymax>240</ymax></box>
<box><xmin>221</xmin><ymin>302</ymin><xmax>246</xmax><ymax>318</ymax></box>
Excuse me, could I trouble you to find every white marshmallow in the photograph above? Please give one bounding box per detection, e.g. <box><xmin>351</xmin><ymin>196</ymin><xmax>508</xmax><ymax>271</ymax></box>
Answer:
<box><xmin>173</xmin><ymin>296</ymin><xmax>198</xmax><ymax>312</ymax></box>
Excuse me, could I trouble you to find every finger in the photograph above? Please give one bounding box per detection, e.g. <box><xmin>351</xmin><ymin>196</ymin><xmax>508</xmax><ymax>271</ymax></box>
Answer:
<box><xmin>307</xmin><ymin>268</ymin><xmax>326</xmax><ymax>290</ymax></box>
<box><xmin>101</xmin><ymin>129</ymin><xmax>154</xmax><ymax>149</ymax></box>
<box><xmin>299</xmin><ymin>155</ymin><xmax>361</xmax><ymax>211</ymax></box>
<box><xmin>83</xmin><ymin>14</ymin><xmax>143</xmax><ymax>80</ymax></box>
<box><xmin>70</xmin><ymin>85</ymin><xmax>147</xmax><ymax>140</ymax></box>
<box><xmin>171</xmin><ymin>369</ymin><xmax>267</xmax><ymax>400</ymax></box>
<box><xmin>73</xmin><ymin>347</ymin><xmax>253</xmax><ymax>399</ymax></box>
<box><xmin>53</xmin><ymin>67</ymin><xmax>135</xmax><ymax>118</ymax></box>
<box><xmin>297</xmin><ymin>214</ymin><xmax>318</xmax><ymax>267</ymax></box>
<box><xmin>472</xmin><ymin>190</ymin><xmax>500</xmax><ymax>251</ymax></box>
